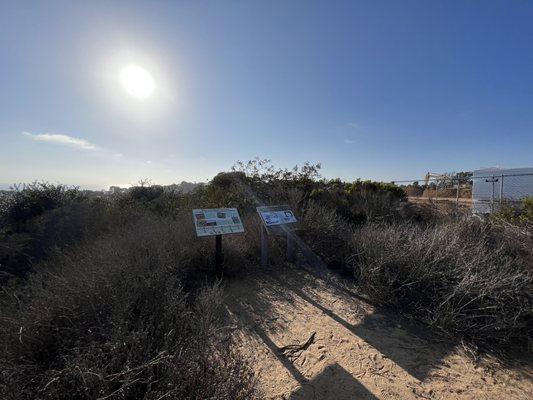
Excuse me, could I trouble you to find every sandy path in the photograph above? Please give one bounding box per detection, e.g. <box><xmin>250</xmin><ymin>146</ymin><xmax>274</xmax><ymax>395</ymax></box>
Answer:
<box><xmin>223</xmin><ymin>264</ymin><xmax>532</xmax><ymax>400</ymax></box>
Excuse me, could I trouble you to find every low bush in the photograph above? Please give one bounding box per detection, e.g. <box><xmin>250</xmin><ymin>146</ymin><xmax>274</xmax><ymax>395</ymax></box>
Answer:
<box><xmin>3</xmin><ymin>160</ymin><xmax>530</xmax><ymax>390</ymax></box>
<box><xmin>494</xmin><ymin>196</ymin><xmax>533</xmax><ymax>225</ymax></box>
<box><xmin>0</xmin><ymin>183</ymin><xmax>84</xmax><ymax>232</ymax></box>
<box><xmin>0</xmin><ymin>185</ymin><xmax>111</xmax><ymax>281</ymax></box>
<box><xmin>299</xmin><ymin>202</ymin><xmax>354</xmax><ymax>269</ymax></box>
<box><xmin>0</xmin><ymin>213</ymin><xmax>256</xmax><ymax>399</ymax></box>
<box><xmin>350</xmin><ymin>218</ymin><xmax>533</xmax><ymax>350</ymax></box>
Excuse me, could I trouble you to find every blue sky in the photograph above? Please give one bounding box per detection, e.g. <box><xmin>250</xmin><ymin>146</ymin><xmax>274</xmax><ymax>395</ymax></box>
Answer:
<box><xmin>1</xmin><ymin>1</ymin><xmax>532</xmax><ymax>189</ymax></box>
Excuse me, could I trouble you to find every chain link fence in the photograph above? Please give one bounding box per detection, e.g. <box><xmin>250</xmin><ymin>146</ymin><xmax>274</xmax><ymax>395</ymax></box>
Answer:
<box><xmin>391</xmin><ymin>168</ymin><xmax>533</xmax><ymax>214</ymax></box>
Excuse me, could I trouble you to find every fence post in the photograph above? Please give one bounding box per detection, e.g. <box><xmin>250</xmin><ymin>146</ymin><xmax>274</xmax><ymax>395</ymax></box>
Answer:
<box><xmin>456</xmin><ymin>177</ymin><xmax>460</xmax><ymax>208</ymax></box>
<box><xmin>499</xmin><ymin>174</ymin><xmax>504</xmax><ymax>207</ymax></box>
<box><xmin>491</xmin><ymin>175</ymin><xmax>495</xmax><ymax>214</ymax></box>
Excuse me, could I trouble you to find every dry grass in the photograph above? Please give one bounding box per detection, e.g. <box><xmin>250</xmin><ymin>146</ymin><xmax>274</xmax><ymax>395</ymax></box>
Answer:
<box><xmin>1</xmin><ymin>176</ymin><xmax>531</xmax><ymax>398</ymax></box>
<box><xmin>299</xmin><ymin>201</ymin><xmax>354</xmax><ymax>268</ymax></box>
<box><xmin>350</xmin><ymin>217</ymin><xmax>533</xmax><ymax>351</ymax></box>
<box><xmin>0</xmin><ymin>213</ymin><xmax>256</xmax><ymax>399</ymax></box>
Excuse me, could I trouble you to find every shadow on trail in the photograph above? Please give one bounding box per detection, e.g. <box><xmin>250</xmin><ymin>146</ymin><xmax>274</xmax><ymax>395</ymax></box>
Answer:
<box><xmin>278</xmin><ymin>270</ymin><xmax>456</xmax><ymax>381</ymax></box>
<box><xmin>284</xmin><ymin>236</ymin><xmax>459</xmax><ymax>381</ymax></box>
<box><xmin>226</xmin><ymin>298</ymin><xmax>378</xmax><ymax>400</ymax></box>
<box><xmin>226</xmin><ymin>299</ymin><xmax>308</xmax><ymax>385</ymax></box>
<box><xmin>226</xmin><ymin>263</ymin><xmax>458</xmax><ymax>383</ymax></box>
<box><xmin>289</xmin><ymin>363</ymin><xmax>378</xmax><ymax>400</ymax></box>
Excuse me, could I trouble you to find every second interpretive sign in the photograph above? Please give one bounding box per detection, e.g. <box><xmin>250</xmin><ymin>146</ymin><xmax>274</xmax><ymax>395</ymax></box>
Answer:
<box><xmin>257</xmin><ymin>206</ymin><xmax>297</xmax><ymax>227</ymax></box>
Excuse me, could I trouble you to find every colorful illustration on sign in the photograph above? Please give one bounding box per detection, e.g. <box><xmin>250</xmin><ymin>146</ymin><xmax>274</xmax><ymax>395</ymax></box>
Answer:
<box><xmin>192</xmin><ymin>208</ymin><xmax>245</xmax><ymax>237</ymax></box>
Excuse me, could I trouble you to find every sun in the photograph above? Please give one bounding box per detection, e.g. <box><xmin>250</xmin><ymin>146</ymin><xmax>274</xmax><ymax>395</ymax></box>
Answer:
<box><xmin>119</xmin><ymin>64</ymin><xmax>155</xmax><ymax>100</ymax></box>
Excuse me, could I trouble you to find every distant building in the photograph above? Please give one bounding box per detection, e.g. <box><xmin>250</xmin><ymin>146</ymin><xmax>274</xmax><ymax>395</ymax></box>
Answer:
<box><xmin>164</xmin><ymin>181</ymin><xmax>204</xmax><ymax>194</ymax></box>
<box><xmin>109</xmin><ymin>186</ymin><xmax>126</xmax><ymax>194</ymax></box>
<box><xmin>472</xmin><ymin>167</ymin><xmax>533</xmax><ymax>213</ymax></box>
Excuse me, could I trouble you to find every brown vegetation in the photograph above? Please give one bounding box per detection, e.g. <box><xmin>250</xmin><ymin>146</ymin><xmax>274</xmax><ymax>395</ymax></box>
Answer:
<box><xmin>0</xmin><ymin>161</ymin><xmax>531</xmax><ymax>398</ymax></box>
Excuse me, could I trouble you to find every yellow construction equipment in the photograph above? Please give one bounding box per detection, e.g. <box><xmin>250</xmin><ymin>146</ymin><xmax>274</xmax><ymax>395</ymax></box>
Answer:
<box><xmin>424</xmin><ymin>172</ymin><xmax>453</xmax><ymax>187</ymax></box>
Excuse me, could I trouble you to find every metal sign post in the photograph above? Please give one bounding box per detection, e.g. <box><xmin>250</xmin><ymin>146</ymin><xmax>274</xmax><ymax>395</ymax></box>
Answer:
<box><xmin>192</xmin><ymin>208</ymin><xmax>244</xmax><ymax>275</ymax></box>
<box><xmin>215</xmin><ymin>234</ymin><xmax>223</xmax><ymax>275</ymax></box>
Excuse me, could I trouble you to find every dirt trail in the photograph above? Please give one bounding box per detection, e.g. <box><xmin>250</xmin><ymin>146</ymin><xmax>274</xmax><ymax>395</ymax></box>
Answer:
<box><xmin>224</xmin><ymin>264</ymin><xmax>532</xmax><ymax>400</ymax></box>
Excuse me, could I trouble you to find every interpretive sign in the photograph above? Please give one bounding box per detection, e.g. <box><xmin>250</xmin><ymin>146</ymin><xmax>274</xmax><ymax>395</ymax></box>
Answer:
<box><xmin>192</xmin><ymin>208</ymin><xmax>244</xmax><ymax>237</ymax></box>
<box><xmin>256</xmin><ymin>205</ymin><xmax>298</xmax><ymax>267</ymax></box>
<box><xmin>257</xmin><ymin>207</ymin><xmax>297</xmax><ymax>227</ymax></box>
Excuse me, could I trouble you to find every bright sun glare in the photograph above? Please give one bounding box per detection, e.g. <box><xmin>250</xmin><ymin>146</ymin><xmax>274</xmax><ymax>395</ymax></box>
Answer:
<box><xmin>119</xmin><ymin>64</ymin><xmax>155</xmax><ymax>100</ymax></box>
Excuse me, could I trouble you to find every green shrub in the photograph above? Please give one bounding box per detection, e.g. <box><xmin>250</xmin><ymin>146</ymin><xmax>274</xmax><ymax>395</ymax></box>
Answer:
<box><xmin>493</xmin><ymin>196</ymin><xmax>533</xmax><ymax>225</ymax></box>
<box><xmin>230</xmin><ymin>159</ymin><xmax>408</xmax><ymax>225</ymax></box>
<box><xmin>1</xmin><ymin>183</ymin><xmax>84</xmax><ymax>232</ymax></box>
<box><xmin>347</xmin><ymin>180</ymin><xmax>406</xmax><ymax>201</ymax></box>
<box><xmin>114</xmin><ymin>184</ymin><xmax>183</xmax><ymax>216</ymax></box>
<box><xmin>520</xmin><ymin>196</ymin><xmax>533</xmax><ymax>222</ymax></box>
<box><xmin>0</xmin><ymin>185</ymin><xmax>108</xmax><ymax>281</ymax></box>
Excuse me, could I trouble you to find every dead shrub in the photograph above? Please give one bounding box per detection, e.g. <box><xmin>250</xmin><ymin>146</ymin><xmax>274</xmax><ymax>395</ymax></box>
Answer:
<box><xmin>299</xmin><ymin>202</ymin><xmax>353</xmax><ymax>269</ymax></box>
<box><xmin>350</xmin><ymin>218</ymin><xmax>533</xmax><ymax>350</ymax></box>
<box><xmin>0</xmin><ymin>213</ymin><xmax>256</xmax><ymax>399</ymax></box>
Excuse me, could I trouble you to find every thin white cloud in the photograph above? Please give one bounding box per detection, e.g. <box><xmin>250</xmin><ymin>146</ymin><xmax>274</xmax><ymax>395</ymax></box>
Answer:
<box><xmin>344</xmin><ymin>138</ymin><xmax>356</xmax><ymax>144</ymax></box>
<box><xmin>347</xmin><ymin>122</ymin><xmax>358</xmax><ymax>129</ymax></box>
<box><xmin>22</xmin><ymin>131</ymin><xmax>97</xmax><ymax>150</ymax></box>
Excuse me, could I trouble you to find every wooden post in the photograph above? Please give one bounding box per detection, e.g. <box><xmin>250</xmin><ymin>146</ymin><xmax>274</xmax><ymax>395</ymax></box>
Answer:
<box><xmin>261</xmin><ymin>225</ymin><xmax>269</xmax><ymax>267</ymax></box>
<box><xmin>287</xmin><ymin>232</ymin><xmax>295</xmax><ymax>262</ymax></box>
<box><xmin>455</xmin><ymin>177</ymin><xmax>460</xmax><ymax>217</ymax></box>
<box><xmin>455</xmin><ymin>177</ymin><xmax>460</xmax><ymax>205</ymax></box>
<box><xmin>215</xmin><ymin>234</ymin><xmax>223</xmax><ymax>275</ymax></box>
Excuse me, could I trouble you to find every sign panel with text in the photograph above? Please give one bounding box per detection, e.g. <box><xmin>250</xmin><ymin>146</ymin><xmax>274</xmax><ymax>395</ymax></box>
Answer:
<box><xmin>257</xmin><ymin>207</ymin><xmax>297</xmax><ymax>227</ymax></box>
<box><xmin>192</xmin><ymin>208</ymin><xmax>244</xmax><ymax>237</ymax></box>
